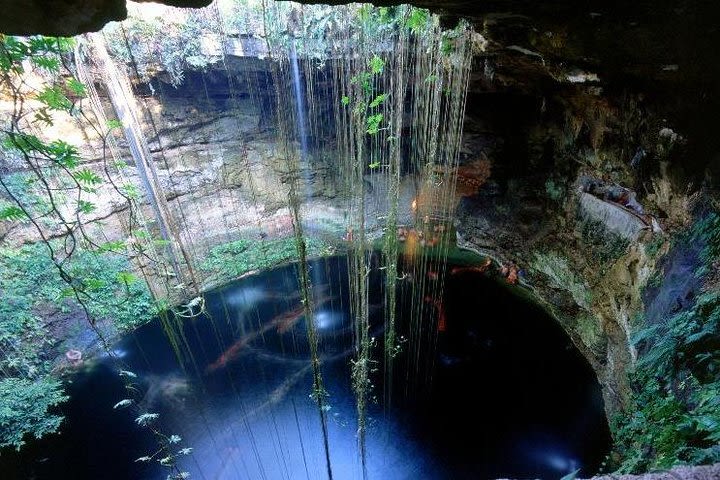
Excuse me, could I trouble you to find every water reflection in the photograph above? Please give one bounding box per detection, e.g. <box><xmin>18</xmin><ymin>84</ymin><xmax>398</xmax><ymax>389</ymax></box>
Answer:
<box><xmin>0</xmin><ymin>256</ymin><xmax>610</xmax><ymax>480</ymax></box>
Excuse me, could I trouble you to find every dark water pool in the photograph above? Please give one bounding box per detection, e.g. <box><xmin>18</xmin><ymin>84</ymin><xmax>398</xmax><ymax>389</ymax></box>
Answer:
<box><xmin>1</xmin><ymin>256</ymin><xmax>610</xmax><ymax>479</ymax></box>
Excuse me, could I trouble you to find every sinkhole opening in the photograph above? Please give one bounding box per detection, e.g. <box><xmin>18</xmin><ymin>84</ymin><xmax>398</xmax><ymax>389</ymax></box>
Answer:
<box><xmin>1</xmin><ymin>255</ymin><xmax>611</xmax><ymax>480</ymax></box>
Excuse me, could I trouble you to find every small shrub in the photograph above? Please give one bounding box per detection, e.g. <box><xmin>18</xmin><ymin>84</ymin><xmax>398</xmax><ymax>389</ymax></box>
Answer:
<box><xmin>201</xmin><ymin>236</ymin><xmax>334</xmax><ymax>280</ymax></box>
<box><xmin>0</xmin><ymin>377</ymin><xmax>68</xmax><ymax>450</ymax></box>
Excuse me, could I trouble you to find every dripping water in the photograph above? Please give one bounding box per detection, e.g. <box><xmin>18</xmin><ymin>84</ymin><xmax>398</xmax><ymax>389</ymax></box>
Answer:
<box><xmin>289</xmin><ymin>39</ymin><xmax>326</xmax><ymax>299</ymax></box>
<box><xmin>290</xmin><ymin>39</ymin><xmax>310</xmax><ymax>175</ymax></box>
<box><xmin>90</xmin><ymin>35</ymin><xmax>185</xmax><ymax>282</ymax></box>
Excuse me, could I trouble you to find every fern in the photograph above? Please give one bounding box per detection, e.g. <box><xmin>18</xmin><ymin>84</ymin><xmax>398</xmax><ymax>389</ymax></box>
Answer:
<box><xmin>0</xmin><ymin>205</ymin><xmax>27</xmax><ymax>222</ymax></box>
<box><xmin>74</xmin><ymin>168</ymin><xmax>102</xmax><ymax>186</ymax></box>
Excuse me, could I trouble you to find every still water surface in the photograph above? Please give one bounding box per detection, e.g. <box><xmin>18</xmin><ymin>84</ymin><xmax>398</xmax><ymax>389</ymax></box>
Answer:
<box><xmin>1</xmin><ymin>256</ymin><xmax>610</xmax><ymax>479</ymax></box>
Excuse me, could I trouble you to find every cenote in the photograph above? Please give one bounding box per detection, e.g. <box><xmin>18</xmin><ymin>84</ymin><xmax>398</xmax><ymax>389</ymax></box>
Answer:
<box><xmin>0</xmin><ymin>256</ymin><xmax>610</xmax><ymax>479</ymax></box>
<box><xmin>9</xmin><ymin>0</ymin><xmax>719</xmax><ymax>478</ymax></box>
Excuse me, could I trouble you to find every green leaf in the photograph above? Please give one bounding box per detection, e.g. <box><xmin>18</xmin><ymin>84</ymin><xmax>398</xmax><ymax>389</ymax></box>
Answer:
<box><xmin>369</xmin><ymin>55</ymin><xmax>384</xmax><ymax>75</ymax></box>
<box><xmin>34</xmin><ymin>107</ymin><xmax>54</xmax><ymax>126</ymax></box>
<box><xmin>120</xmin><ymin>183</ymin><xmax>140</xmax><ymax>200</ymax></box>
<box><xmin>369</xmin><ymin>93</ymin><xmax>388</xmax><ymax>108</ymax></box>
<box><xmin>406</xmin><ymin>8</ymin><xmax>430</xmax><ymax>33</ymax></box>
<box><xmin>369</xmin><ymin>161</ymin><xmax>381</xmax><ymax>169</ymax></box>
<box><xmin>47</xmin><ymin>141</ymin><xmax>80</xmax><ymax>168</ymax></box>
<box><xmin>65</xmin><ymin>78</ymin><xmax>86</xmax><ymax>97</ymax></box>
<box><xmin>99</xmin><ymin>240</ymin><xmax>126</xmax><ymax>252</ymax></box>
<box><xmin>74</xmin><ymin>168</ymin><xmax>102</xmax><ymax>186</ymax></box>
<box><xmin>341</xmin><ymin>96</ymin><xmax>350</xmax><ymax>106</ymax></box>
<box><xmin>76</xmin><ymin>199</ymin><xmax>96</xmax><ymax>214</ymax></box>
<box><xmin>0</xmin><ymin>377</ymin><xmax>68</xmax><ymax>450</ymax></box>
<box><xmin>366</xmin><ymin>113</ymin><xmax>383</xmax><ymax>134</ymax></box>
<box><xmin>59</xmin><ymin>288</ymin><xmax>76</xmax><ymax>299</ymax></box>
<box><xmin>4</xmin><ymin>133</ymin><xmax>45</xmax><ymax>153</ymax></box>
<box><xmin>37</xmin><ymin>86</ymin><xmax>72</xmax><ymax>111</ymax></box>
<box><xmin>117</xmin><ymin>271</ymin><xmax>137</xmax><ymax>284</ymax></box>
<box><xmin>0</xmin><ymin>205</ymin><xmax>27</xmax><ymax>222</ymax></box>
<box><xmin>106</xmin><ymin>119</ymin><xmax>123</xmax><ymax>130</ymax></box>
<box><xmin>30</xmin><ymin>55</ymin><xmax>60</xmax><ymax>72</ymax></box>
<box><xmin>83</xmin><ymin>277</ymin><xmax>106</xmax><ymax>291</ymax></box>
<box><xmin>350</xmin><ymin>72</ymin><xmax>372</xmax><ymax>95</ymax></box>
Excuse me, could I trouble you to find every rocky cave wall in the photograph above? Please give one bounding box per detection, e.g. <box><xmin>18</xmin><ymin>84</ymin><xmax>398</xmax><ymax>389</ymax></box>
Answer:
<box><xmin>1</xmin><ymin>62</ymin><xmax>341</xmax><ymax>250</ymax></box>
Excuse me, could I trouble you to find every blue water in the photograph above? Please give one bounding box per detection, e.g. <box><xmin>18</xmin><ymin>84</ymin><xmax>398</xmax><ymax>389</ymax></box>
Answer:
<box><xmin>0</xmin><ymin>255</ymin><xmax>610</xmax><ymax>479</ymax></box>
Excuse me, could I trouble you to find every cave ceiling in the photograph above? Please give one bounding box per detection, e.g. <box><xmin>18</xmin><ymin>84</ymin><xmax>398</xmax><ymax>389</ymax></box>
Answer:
<box><xmin>2</xmin><ymin>0</ymin><xmax>718</xmax><ymax>91</ymax></box>
<box><xmin>1</xmin><ymin>0</ymin><xmax>719</xmax><ymax>179</ymax></box>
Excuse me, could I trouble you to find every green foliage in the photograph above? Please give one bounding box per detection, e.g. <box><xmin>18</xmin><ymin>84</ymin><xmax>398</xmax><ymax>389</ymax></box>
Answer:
<box><xmin>350</xmin><ymin>71</ymin><xmax>373</xmax><ymax>96</ymax></box>
<box><xmin>368</xmin><ymin>93</ymin><xmax>388</xmax><ymax>108</ymax></box>
<box><xmin>74</xmin><ymin>168</ymin><xmax>103</xmax><ymax>187</ymax></box>
<box><xmin>201</xmin><ymin>236</ymin><xmax>333</xmax><ymax>280</ymax></box>
<box><xmin>406</xmin><ymin>8</ymin><xmax>430</xmax><ymax>33</ymax></box>
<box><xmin>106</xmin><ymin>119</ymin><xmax>123</xmax><ymax>130</ymax></box>
<box><xmin>369</xmin><ymin>55</ymin><xmax>384</xmax><ymax>75</ymax></box>
<box><xmin>0</xmin><ymin>243</ymin><xmax>154</xmax><ymax>344</ymax></box>
<box><xmin>37</xmin><ymin>86</ymin><xmax>73</xmax><ymax>111</ymax></box>
<box><xmin>65</xmin><ymin>77</ymin><xmax>87</xmax><ymax>97</ymax></box>
<box><xmin>0</xmin><ymin>377</ymin><xmax>68</xmax><ymax>450</ymax></box>
<box><xmin>692</xmin><ymin>212</ymin><xmax>720</xmax><ymax>276</ymax></box>
<box><xmin>613</xmin><ymin>286</ymin><xmax>720</xmax><ymax>472</ymax></box>
<box><xmin>0</xmin><ymin>35</ymin><xmax>73</xmax><ymax>75</ymax></box>
<box><xmin>366</xmin><ymin>113</ymin><xmax>383</xmax><ymax>135</ymax></box>
<box><xmin>103</xmin><ymin>10</ymin><xmax>216</xmax><ymax>87</ymax></box>
<box><xmin>0</xmin><ymin>204</ymin><xmax>27</xmax><ymax>221</ymax></box>
<box><xmin>0</xmin><ymin>243</ymin><xmax>151</xmax><ymax>454</ymax></box>
<box><xmin>355</xmin><ymin>4</ymin><xmax>402</xmax><ymax>43</ymax></box>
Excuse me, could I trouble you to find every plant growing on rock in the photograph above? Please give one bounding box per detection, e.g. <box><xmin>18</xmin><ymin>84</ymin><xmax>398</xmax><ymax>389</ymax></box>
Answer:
<box><xmin>612</xmin><ymin>212</ymin><xmax>720</xmax><ymax>472</ymax></box>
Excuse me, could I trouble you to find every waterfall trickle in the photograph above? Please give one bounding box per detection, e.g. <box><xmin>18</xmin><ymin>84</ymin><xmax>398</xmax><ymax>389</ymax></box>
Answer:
<box><xmin>86</xmin><ymin>34</ymin><xmax>198</xmax><ymax>293</ymax></box>
<box><xmin>290</xmin><ymin>38</ymin><xmax>325</xmax><ymax>293</ymax></box>
<box><xmin>290</xmin><ymin>39</ymin><xmax>310</xmax><ymax>170</ymax></box>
